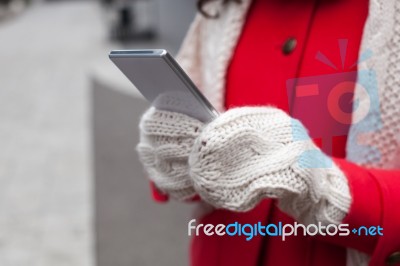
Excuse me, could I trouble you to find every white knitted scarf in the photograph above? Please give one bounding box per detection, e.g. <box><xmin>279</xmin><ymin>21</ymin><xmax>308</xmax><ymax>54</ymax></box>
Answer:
<box><xmin>176</xmin><ymin>0</ymin><xmax>400</xmax><ymax>265</ymax></box>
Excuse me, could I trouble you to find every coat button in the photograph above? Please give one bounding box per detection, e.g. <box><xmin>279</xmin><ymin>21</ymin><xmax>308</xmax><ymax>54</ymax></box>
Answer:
<box><xmin>282</xmin><ymin>37</ymin><xmax>297</xmax><ymax>55</ymax></box>
<box><xmin>386</xmin><ymin>252</ymin><xmax>400</xmax><ymax>265</ymax></box>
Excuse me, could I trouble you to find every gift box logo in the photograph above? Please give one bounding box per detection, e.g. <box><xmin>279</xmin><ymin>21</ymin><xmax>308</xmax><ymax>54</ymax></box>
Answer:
<box><xmin>286</xmin><ymin>39</ymin><xmax>381</xmax><ymax>168</ymax></box>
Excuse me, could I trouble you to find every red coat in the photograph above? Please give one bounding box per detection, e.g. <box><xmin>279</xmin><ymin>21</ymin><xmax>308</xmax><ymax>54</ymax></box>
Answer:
<box><xmin>152</xmin><ymin>0</ymin><xmax>400</xmax><ymax>265</ymax></box>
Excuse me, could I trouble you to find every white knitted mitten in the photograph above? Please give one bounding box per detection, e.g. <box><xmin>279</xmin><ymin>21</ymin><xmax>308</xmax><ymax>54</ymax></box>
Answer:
<box><xmin>189</xmin><ymin>107</ymin><xmax>351</xmax><ymax>225</ymax></box>
<box><xmin>136</xmin><ymin>107</ymin><xmax>204</xmax><ymax>200</ymax></box>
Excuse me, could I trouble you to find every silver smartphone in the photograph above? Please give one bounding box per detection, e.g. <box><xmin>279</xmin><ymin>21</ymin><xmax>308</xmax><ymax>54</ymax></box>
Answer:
<box><xmin>109</xmin><ymin>49</ymin><xmax>219</xmax><ymax>122</ymax></box>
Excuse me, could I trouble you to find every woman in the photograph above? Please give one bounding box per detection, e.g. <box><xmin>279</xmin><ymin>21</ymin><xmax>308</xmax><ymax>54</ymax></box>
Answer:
<box><xmin>137</xmin><ymin>0</ymin><xmax>400</xmax><ymax>265</ymax></box>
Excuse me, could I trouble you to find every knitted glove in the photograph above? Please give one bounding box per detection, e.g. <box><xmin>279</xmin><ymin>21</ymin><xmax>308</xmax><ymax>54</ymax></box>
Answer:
<box><xmin>136</xmin><ymin>107</ymin><xmax>204</xmax><ymax>200</ymax></box>
<box><xmin>189</xmin><ymin>107</ymin><xmax>351</xmax><ymax>225</ymax></box>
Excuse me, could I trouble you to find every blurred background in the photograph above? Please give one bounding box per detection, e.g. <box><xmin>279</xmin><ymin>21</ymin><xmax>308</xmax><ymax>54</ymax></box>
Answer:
<box><xmin>0</xmin><ymin>0</ymin><xmax>196</xmax><ymax>265</ymax></box>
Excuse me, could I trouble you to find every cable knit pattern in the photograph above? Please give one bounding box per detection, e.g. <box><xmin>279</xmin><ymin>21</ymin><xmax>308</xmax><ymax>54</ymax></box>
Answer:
<box><xmin>136</xmin><ymin>107</ymin><xmax>204</xmax><ymax>200</ymax></box>
<box><xmin>188</xmin><ymin>107</ymin><xmax>351</xmax><ymax>225</ymax></box>
<box><xmin>136</xmin><ymin>107</ymin><xmax>351</xmax><ymax>225</ymax></box>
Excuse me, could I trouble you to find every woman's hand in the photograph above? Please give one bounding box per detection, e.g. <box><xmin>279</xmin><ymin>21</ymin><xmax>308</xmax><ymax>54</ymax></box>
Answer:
<box><xmin>136</xmin><ymin>107</ymin><xmax>204</xmax><ymax>200</ymax></box>
<box><xmin>188</xmin><ymin>107</ymin><xmax>351</xmax><ymax>225</ymax></box>
<box><xmin>137</xmin><ymin>106</ymin><xmax>351</xmax><ymax>225</ymax></box>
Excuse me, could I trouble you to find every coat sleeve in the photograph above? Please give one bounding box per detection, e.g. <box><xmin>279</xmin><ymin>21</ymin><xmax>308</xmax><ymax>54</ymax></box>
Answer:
<box><xmin>321</xmin><ymin>158</ymin><xmax>400</xmax><ymax>265</ymax></box>
<box><xmin>149</xmin><ymin>181</ymin><xmax>169</xmax><ymax>202</ymax></box>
